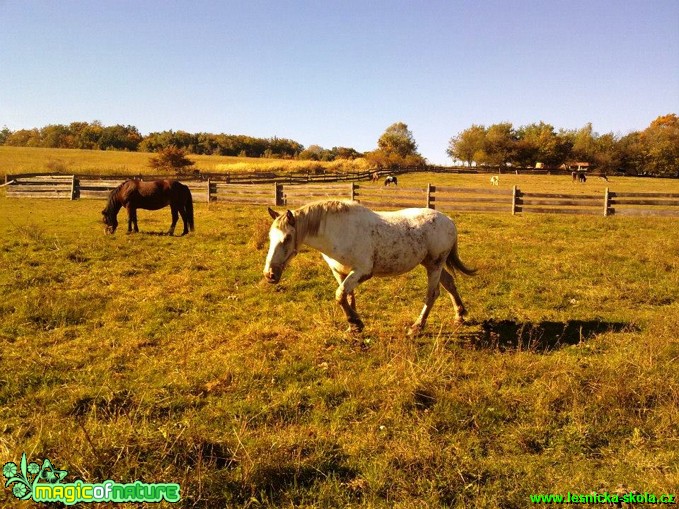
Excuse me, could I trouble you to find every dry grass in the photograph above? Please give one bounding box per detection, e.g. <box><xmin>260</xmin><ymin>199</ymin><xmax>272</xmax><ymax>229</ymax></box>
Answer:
<box><xmin>0</xmin><ymin>146</ymin><xmax>370</xmax><ymax>178</ymax></box>
<box><xmin>0</xmin><ymin>173</ymin><xmax>678</xmax><ymax>507</ymax></box>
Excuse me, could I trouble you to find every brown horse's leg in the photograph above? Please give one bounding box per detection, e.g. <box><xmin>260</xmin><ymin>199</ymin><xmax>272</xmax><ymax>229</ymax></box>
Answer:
<box><xmin>409</xmin><ymin>264</ymin><xmax>443</xmax><ymax>336</ymax></box>
<box><xmin>438</xmin><ymin>269</ymin><xmax>467</xmax><ymax>323</ymax></box>
<box><xmin>178</xmin><ymin>207</ymin><xmax>189</xmax><ymax>236</ymax></box>
<box><xmin>126</xmin><ymin>206</ymin><xmax>138</xmax><ymax>233</ymax></box>
<box><xmin>168</xmin><ymin>206</ymin><xmax>178</xmax><ymax>236</ymax></box>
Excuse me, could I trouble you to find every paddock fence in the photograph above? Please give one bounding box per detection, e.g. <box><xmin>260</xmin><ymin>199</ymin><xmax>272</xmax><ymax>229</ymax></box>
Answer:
<box><xmin>3</xmin><ymin>175</ymin><xmax>679</xmax><ymax>217</ymax></box>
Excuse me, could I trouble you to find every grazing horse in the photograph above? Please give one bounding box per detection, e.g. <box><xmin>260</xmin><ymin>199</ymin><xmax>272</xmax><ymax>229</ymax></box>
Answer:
<box><xmin>102</xmin><ymin>179</ymin><xmax>194</xmax><ymax>235</ymax></box>
<box><xmin>572</xmin><ymin>171</ymin><xmax>587</xmax><ymax>183</ymax></box>
<box><xmin>490</xmin><ymin>175</ymin><xmax>499</xmax><ymax>186</ymax></box>
<box><xmin>384</xmin><ymin>175</ymin><xmax>398</xmax><ymax>186</ymax></box>
<box><xmin>263</xmin><ymin>200</ymin><xmax>475</xmax><ymax>335</ymax></box>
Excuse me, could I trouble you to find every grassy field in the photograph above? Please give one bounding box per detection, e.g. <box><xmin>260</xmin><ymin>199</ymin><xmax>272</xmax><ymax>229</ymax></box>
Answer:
<box><xmin>1</xmin><ymin>173</ymin><xmax>678</xmax><ymax>508</ymax></box>
<box><xmin>0</xmin><ymin>146</ymin><xmax>370</xmax><ymax>178</ymax></box>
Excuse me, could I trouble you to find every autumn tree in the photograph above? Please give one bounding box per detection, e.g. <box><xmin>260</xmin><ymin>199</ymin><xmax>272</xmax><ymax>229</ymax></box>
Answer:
<box><xmin>148</xmin><ymin>146</ymin><xmax>196</xmax><ymax>175</ymax></box>
<box><xmin>367</xmin><ymin>122</ymin><xmax>425</xmax><ymax>168</ymax></box>
<box><xmin>640</xmin><ymin>114</ymin><xmax>679</xmax><ymax>176</ymax></box>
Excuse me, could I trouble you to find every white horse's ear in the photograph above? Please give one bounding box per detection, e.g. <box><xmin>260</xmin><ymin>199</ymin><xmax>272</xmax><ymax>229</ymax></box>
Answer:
<box><xmin>285</xmin><ymin>210</ymin><xmax>296</xmax><ymax>226</ymax></box>
<box><xmin>268</xmin><ymin>207</ymin><xmax>280</xmax><ymax>220</ymax></box>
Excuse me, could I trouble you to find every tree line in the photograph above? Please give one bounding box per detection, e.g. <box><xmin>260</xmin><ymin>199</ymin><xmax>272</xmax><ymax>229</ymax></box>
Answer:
<box><xmin>0</xmin><ymin>121</ymin><xmax>423</xmax><ymax>168</ymax></box>
<box><xmin>1</xmin><ymin>115</ymin><xmax>676</xmax><ymax>176</ymax></box>
<box><xmin>447</xmin><ymin>114</ymin><xmax>679</xmax><ymax>176</ymax></box>
<box><xmin>0</xmin><ymin>121</ymin><xmax>311</xmax><ymax>159</ymax></box>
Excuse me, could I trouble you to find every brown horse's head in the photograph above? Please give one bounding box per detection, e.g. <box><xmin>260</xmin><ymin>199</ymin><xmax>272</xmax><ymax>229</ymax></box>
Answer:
<box><xmin>263</xmin><ymin>208</ymin><xmax>298</xmax><ymax>284</ymax></box>
<box><xmin>102</xmin><ymin>209</ymin><xmax>118</xmax><ymax>234</ymax></box>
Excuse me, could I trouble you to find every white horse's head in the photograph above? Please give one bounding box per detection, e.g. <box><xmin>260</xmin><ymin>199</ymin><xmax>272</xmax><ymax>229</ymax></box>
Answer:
<box><xmin>263</xmin><ymin>208</ymin><xmax>298</xmax><ymax>284</ymax></box>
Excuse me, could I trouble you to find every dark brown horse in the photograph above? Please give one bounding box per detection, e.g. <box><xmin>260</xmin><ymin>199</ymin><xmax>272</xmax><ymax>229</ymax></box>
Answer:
<box><xmin>102</xmin><ymin>179</ymin><xmax>194</xmax><ymax>235</ymax></box>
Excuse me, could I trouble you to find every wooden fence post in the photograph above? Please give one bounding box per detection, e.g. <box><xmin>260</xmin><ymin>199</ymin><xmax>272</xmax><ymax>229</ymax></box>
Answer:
<box><xmin>350</xmin><ymin>182</ymin><xmax>356</xmax><ymax>201</ymax></box>
<box><xmin>274</xmin><ymin>182</ymin><xmax>284</xmax><ymax>206</ymax></box>
<box><xmin>70</xmin><ymin>175</ymin><xmax>77</xmax><ymax>200</ymax></box>
<box><xmin>603</xmin><ymin>187</ymin><xmax>610</xmax><ymax>216</ymax></box>
<box><xmin>426</xmin><ymin>183</ymin><xmax>434</xmax><ymax>209</ymax></box>
<box><xmin>511</xmin><ymin>185</ymin><xmax>518</xmax><ymax>215</ymax></box>
<box><xmin>206</xmin><ymin>178</ymin><xmax>211</xmax><ymax>203</ymax></box>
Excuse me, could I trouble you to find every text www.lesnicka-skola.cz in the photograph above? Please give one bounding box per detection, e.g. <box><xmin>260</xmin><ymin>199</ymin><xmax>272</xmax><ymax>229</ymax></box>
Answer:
<box><xmin>529</xmin><ymin>492</ymin><xmax>676</xmax><ymax>505</ymax></box>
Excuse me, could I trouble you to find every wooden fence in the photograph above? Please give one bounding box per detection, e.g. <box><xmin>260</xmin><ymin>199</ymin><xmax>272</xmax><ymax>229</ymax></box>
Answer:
<box><xmin>4</xmin><ymin>175</ymin><xmax>679</xmax><ymax>217</ymax></box>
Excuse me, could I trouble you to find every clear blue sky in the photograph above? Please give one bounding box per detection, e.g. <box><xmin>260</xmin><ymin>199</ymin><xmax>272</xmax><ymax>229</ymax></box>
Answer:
<box><xmin>1</xmin><ymin>0</ymin><xmax>677</xmax><ymax>164</ymax></box>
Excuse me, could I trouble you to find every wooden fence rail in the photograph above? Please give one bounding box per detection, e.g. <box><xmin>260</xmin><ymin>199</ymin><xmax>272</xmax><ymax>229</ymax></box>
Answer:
<box><xmin>4</xmin><ymin>175</ymin><xmax>679</xmax><ymax>217</ymax></box>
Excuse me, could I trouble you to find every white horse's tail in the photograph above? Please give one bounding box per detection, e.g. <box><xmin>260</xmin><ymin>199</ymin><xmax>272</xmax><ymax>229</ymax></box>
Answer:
<box><xmin>446</xmin><ymin>241</ymin><xmax>477</xmax><ymax>276</ymax></box>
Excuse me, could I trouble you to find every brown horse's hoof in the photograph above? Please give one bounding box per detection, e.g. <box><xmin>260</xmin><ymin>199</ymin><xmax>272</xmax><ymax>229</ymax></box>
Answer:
<box><xmin>347</xmin><ymin>319</ymin><xmax>364</xmax><ymax>334</ymax></box>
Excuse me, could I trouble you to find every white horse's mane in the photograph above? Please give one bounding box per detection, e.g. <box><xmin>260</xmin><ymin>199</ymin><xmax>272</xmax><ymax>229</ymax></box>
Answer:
<box><xmin>282</xmin><ymin>200</ymin><xmax>357</xmax><ymax>242</ymax></box>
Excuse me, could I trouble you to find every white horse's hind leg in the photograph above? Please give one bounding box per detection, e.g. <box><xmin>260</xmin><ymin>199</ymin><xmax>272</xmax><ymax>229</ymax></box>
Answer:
<box><xmin>439</xmin><ymin>270</ymin><xmax>467</xmax><ymax>323</ymax></box>
<box><xmin>408</xmin><ymin>264</ymin><xmax>444</xmax><ymax>336</ymax></box>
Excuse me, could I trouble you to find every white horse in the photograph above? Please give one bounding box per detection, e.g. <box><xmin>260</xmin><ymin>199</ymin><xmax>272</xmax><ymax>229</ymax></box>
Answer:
<box><xmin>490</xmin><ymin>175</ymin><xmax>499</xmax><ymax>186</ymax></box>
<box><xmin>263</xmin><ymin>200</ymin><xmax>475</xmax><ymax>335</ymax></box>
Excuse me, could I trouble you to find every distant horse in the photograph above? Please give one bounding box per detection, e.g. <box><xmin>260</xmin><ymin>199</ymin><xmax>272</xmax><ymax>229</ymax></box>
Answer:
<box><xmin>102</xmin><ymin>179</ymin><xmax>194</xmax><ymax>235</ymax></box>
<box><xmin>490</xmin><ymin>175</ymin><xmax>499</xmax><ymax>186</ymax></box>
<box><xmin>384</xmin><ymin>175</ymin><xmax>398</xmax><ymax>186</ymax></box>
<box><xmin>371</xmin><ymin>171</ymin><xmax>380</xmax><ymax>184</ymax></box>
<box><xmin>263</xmin><ymin>200</ymin><xmax>475</xmax><ymax>335</ymax></box>
<box><xmin>572</xmin><ymin>171</ymin><xmax>587</xmax><ymax>183</ymax></box>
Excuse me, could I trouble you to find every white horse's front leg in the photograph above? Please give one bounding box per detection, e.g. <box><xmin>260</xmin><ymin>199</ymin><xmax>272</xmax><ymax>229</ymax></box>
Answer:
<box><xmin>335</xmin><ymin>270</ymin><xmax>369</xmax><ymax>332</ymax></box>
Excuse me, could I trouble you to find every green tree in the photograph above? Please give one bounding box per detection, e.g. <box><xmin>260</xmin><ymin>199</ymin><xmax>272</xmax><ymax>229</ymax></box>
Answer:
<box><xmin>99</xmin><ymin>124</ymin><xmax>142</xmax><ymax>151</ymax></box>
<box><xmin>299</xmin><ymin>145</ymin><xmax>329</xmax><ymax>161</ymax></box>
<box><xmin>41</xmin><ymin>124</ymin><xmax>73</xmax><ymax>148</ymax></box>
<box><xmin>482</xmin><ymin>122</ymin><xmax>516</xmax><ymax>167</ymax></box>
<box><xmin>0</xmin><ymin>126</ymin><xmax>11</xmax><ymax>145</ymax></box>
<box><xmin>377</xmin><ymin>122</ymin><xmax>419</xmax><ymax>158</ymax></box>
<box><xmin>570</xmin><ymin>123</ymin><xmax>597</xmax><ymax>163</ymax></box>
<box><xmin>593</xmin><ymin>133</ymin><xmax>622</xmax><ymax>174</ymax></box>
<box><xmin>331</xmin><ymin>146</ymin><xmax>362</xmax><ymax>160</ymax></box>
<box><xmin>447</xmin><ymin>124</ymin><xmax>486</xmax><ymax>166</ymax></box>
<box><xmin>514</xmin><ymin>122</ymin><xmax>570</xmax><ymax>168</ymax></box>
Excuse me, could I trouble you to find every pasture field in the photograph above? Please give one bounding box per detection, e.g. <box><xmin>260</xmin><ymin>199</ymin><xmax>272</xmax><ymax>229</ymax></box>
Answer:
<box><xmin>1</xmin><ymin>174</ymin><xmax>678</xmax><ymax>508</ymax></box>
<box><xmin>0</xmin><ymin>146</ymin><xmax>369</xmax><ymax>178</ymax></box>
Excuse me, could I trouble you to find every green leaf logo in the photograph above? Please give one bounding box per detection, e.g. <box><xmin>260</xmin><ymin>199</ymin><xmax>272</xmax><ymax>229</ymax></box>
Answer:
<box><xmin>3</xmin><ymin>454</ymin><xmax>68</xmax><ymax>501</ymax></box>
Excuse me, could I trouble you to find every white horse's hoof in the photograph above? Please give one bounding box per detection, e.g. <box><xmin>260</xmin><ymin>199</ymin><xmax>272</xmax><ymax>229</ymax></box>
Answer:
<box><xmin>407</xmin><ymin>325</ymin><xmax>423</xmax><ymax>337</ymax></box>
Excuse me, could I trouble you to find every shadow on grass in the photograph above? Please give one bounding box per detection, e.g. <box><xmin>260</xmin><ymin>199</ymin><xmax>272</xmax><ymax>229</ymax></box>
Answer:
<box><xmin>448</xmin><ymin>319</ymin><xmax>639</xmax><ymax>353</ymax></box>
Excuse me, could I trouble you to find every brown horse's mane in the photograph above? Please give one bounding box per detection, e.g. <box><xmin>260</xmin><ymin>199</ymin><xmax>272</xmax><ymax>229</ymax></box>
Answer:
<box><xmin>103</xmin><ymin>180</ymin><xmax>131</xmax><ymax>215</ymax></box>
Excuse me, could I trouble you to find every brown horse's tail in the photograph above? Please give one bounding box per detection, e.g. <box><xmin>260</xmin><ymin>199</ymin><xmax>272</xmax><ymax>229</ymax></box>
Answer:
<box><xmin>446</xmin><ymin>241</ymin><xmax>476</xmax><ymax>276</ymax></box>
<box><xmin>184</xmin><ymin>186</ymin><xmax>195</xmax><ymax>232</ymax></box>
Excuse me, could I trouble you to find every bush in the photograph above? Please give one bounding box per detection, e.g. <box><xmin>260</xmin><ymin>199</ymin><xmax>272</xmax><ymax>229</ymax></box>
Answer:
<box><xmin>148</xmin><ymin>146</ymin><xmax>196</xmax><ymax>175</ymax></box>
